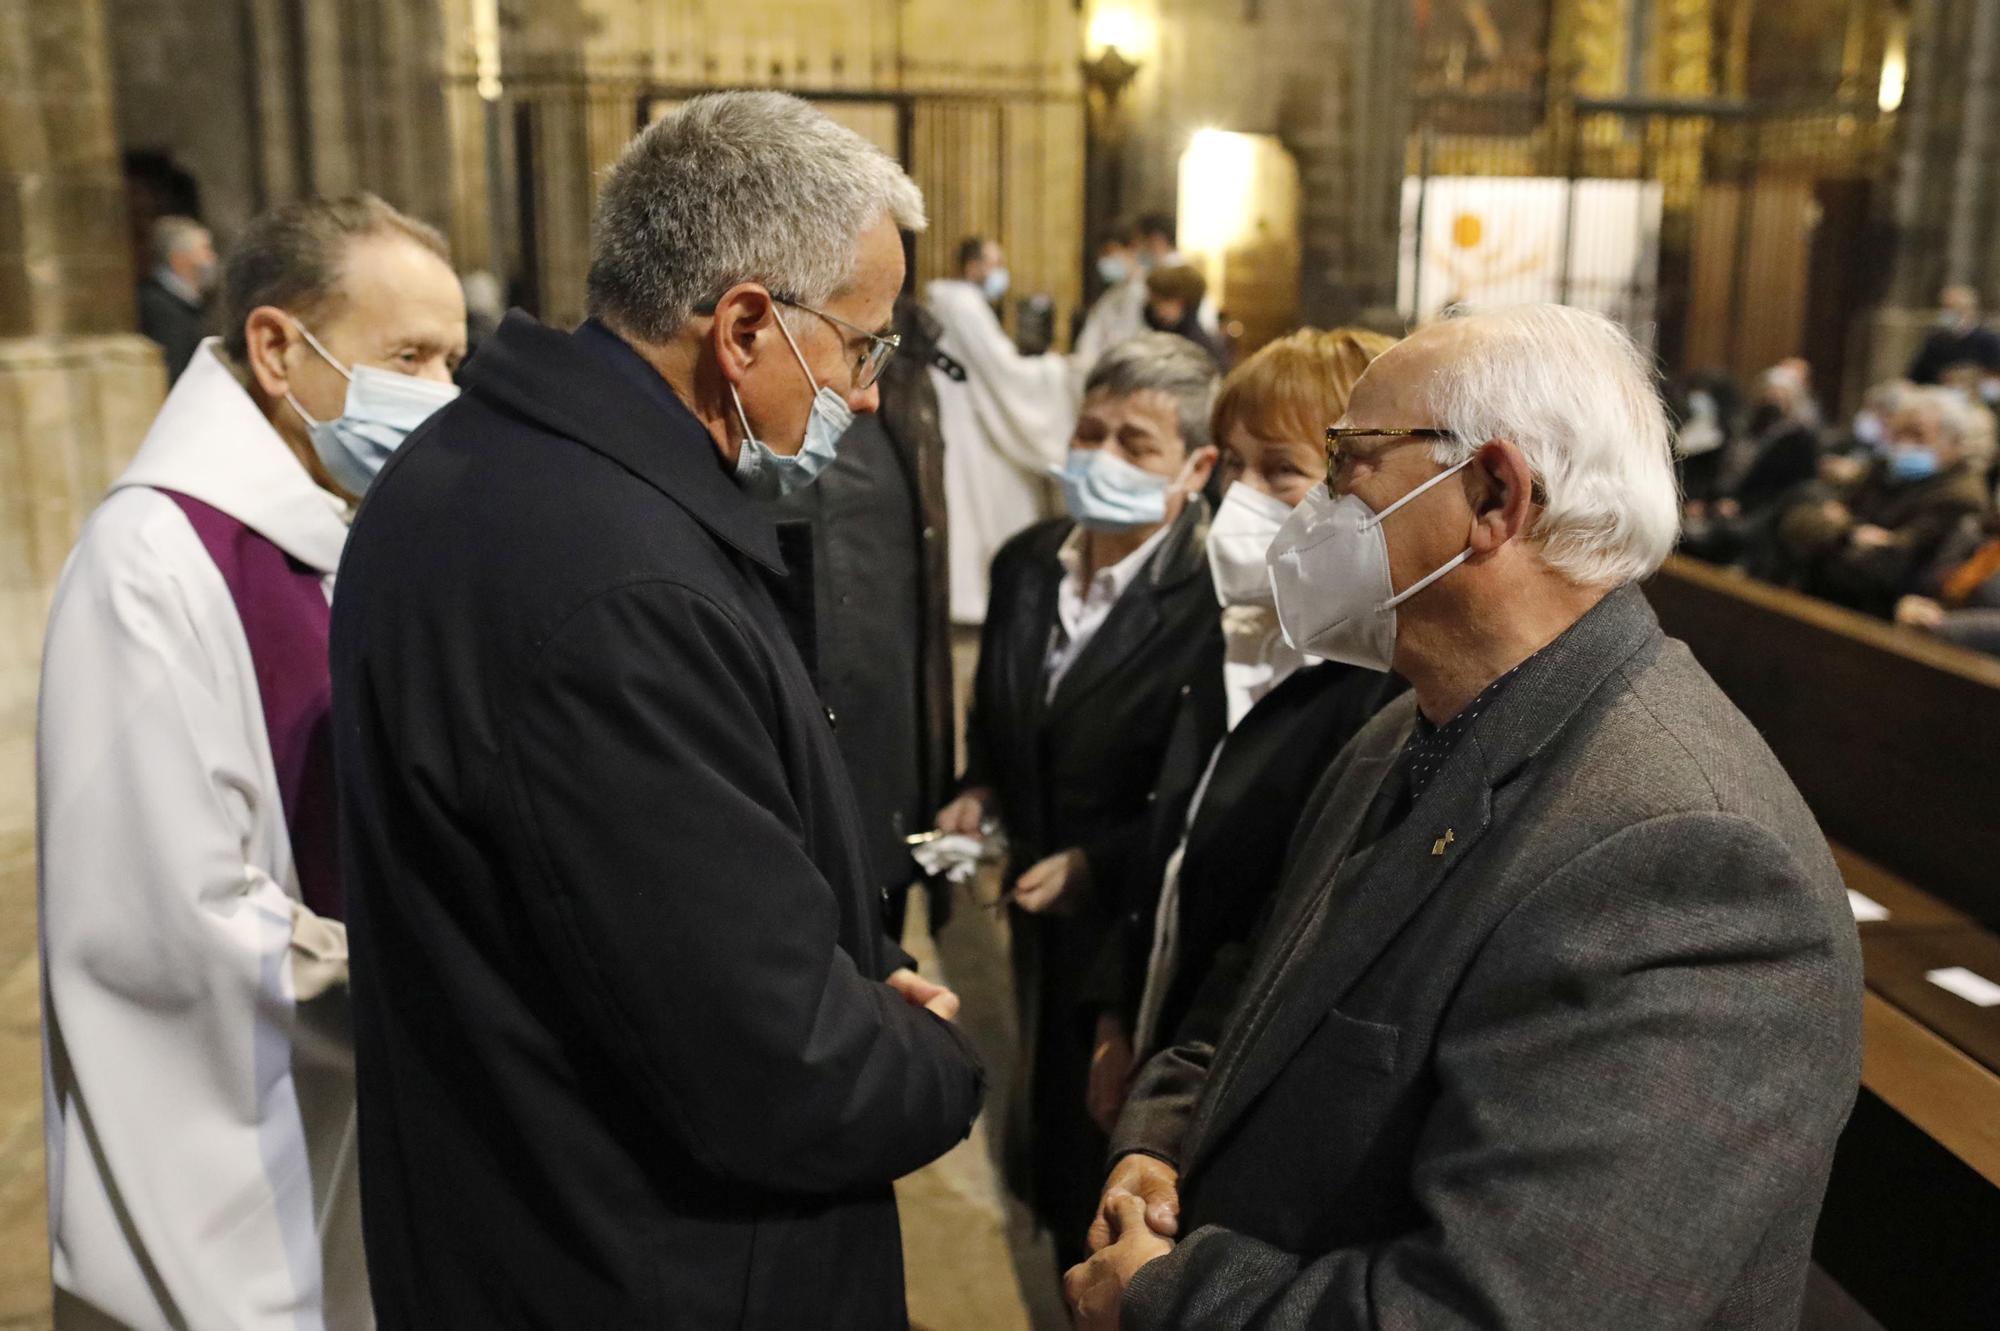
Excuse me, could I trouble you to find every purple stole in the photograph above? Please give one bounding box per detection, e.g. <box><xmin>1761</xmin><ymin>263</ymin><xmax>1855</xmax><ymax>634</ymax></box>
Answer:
<box><xmin>159</xmin><ymin>490</ymin><xmax>343</xmax><ymax>920</ymax></box>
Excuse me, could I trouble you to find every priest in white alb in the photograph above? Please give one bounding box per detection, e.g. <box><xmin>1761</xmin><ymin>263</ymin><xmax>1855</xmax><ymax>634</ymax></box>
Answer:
<box><xmin>37</xmin><ymin>194</ymin><xmax>463</xmax><ymax>1330</ymax></box>
<box><xmin>927</xmin><ymin>235</ymin><xmax>1081</xmax><ymax>622</ymax></box>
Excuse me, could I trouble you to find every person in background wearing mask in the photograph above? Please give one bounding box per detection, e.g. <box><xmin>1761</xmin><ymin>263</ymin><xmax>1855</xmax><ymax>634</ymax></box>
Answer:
<box><xmin>39</xmin><ymin>193</ymin><xmax>463</xmax><ymax>1329</ymax></box>
<box><xmin>1908</xmin><ymin>284</ymin><xmax>2000</xmax><ymax>385</ymax></box>
<box><xmin>927</xmin><ymin>233</ymin><xmax>1081</xmax><ymax>622</ymax></box>
<box><xmin>1069</xmin><ymin>305</ymin><xmax>1861</xmax><ymax>1331</ymax></box>
<box><xmin>137</xmin><ymin>214</ymin><xmax>219</xmax><ymax>382</ymax></box>
<box><xmin>1075</xmin><ymin>222</ymin><xmax>1148</xmax><ymax>373</ymax></box>
<box><xmin>1061</xmin><ymin>329</ymin><xmax>1406</xmax><ymax>1150</ymax></box>
<box><xmin>936</xmin><ymin>331</ymin><xmax>1222</xmax><ymax>1278</ymax></box>
<box><xmin>1804</xmin><ymin>384</ymin><xmax>1996</xmax><ymax>616</ymax></box>
<box><xmin>329</xmin><ymin>93</ymin><xmax>984</xmax><ymax>1329</ymax></box>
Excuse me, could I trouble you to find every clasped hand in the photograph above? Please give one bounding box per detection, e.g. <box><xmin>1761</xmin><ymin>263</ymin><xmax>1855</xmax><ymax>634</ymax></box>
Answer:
<box><xmin>1064</xmin><ymin>1154</ymin><xmax>1180</xmax><ymax>1330</ymax></box>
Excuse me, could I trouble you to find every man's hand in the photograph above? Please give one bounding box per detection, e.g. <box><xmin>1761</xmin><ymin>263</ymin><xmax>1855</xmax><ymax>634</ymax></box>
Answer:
<box><xmin>1088</xmin><ymin>1153</ymin><xmax>1180</xmax><ymax>1253</ymax></box>
<box><xmin>1713</xmin><ymin>497</ymin><xmax>1742</xmax><ymax>521</ymax></box>
<box><xmin>934</xmin><ymin>788</ymin><xmax>992</xmax><ymax>837</ymax></box>
<box><xmin>1851</xmin><ymin>522</ymin><xmax>1899</xmax><ymax>550</ymax></box>
<box><xmin>1896</xmin><ymin>594</ymin><xmax>1948</xmax><ymax>629</ymax></box>
<box><xmin>1014</xmin><ymin>847</ymin><xmax>1090</xmax><ymax>915</ymax></box>
<box><xmin>886</xmin><ymin>968</ymin><xmax>960</xmax><ymax>1022</ymax></box>
<box><xmin>1065</xmin><ymin>1195</ymin><xmax>1174</xmax><ymax>1331</ymax></box>
<box><xmin>1087</xmin><ymin>1014</ymin><xmax>1135</xmax><ymax>1135</ymax></box>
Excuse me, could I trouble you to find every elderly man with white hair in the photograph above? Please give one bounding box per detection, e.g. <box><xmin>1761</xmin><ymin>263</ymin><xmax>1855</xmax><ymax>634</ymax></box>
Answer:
<box><xmin>328</xmin><ymin>92</ymin><xmax>985</xmax><ymax>1328</ymax></box>
<box><xmin>1068</xmin><ymin>305</ymin><xmax>1864</xmax><ymax>1330</ymax></box>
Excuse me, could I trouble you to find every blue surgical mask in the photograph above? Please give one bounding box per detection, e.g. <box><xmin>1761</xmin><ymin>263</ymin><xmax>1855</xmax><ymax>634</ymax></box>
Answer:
<box><xmin>1051</xmin><ymin>447</ymin><xmax>1170</xmax><ymax>531</ymax></box>
<box><xmin>982</xmin><ymin>267</ymin><xmax>1012</xmax><ymax>303</ymax></box>
<box><xmin>1097</xmin><ymin>255</ymin><xmax>1131</xmax><ymax>286</ymax></box>
<box><xmin>1887</xmin><ymin>444</ymin><xmax>1942</xmax><ymax>482</ymax></box>
<box><xmin>286</xmin><ymin>321</ymin><xmax>459</xmax><ymax>497</ymax></box>
<box><xmin>730</xmin><ymin>314</ymin><xmax>854</xmax><ymax>500</ymax></box>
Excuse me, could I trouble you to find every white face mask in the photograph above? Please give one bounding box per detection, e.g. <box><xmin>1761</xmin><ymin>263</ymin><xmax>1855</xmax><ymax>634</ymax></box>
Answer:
<box><xmin>1266</xmin><ymin>458</ymin><xmax>1475</xmax><ymax>671</ymax></box>
<box><xmin>1205</xmin><ymin>481</ymin><xmax>1295</xmax><ymax>608</ymax></box>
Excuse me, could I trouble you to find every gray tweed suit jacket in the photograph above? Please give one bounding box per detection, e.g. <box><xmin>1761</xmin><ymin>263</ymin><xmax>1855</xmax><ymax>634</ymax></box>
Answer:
<box><xmin>1108</xmin><ymin>584</ymin><xmax>1864</xmax><ymax>1329</ymax></box>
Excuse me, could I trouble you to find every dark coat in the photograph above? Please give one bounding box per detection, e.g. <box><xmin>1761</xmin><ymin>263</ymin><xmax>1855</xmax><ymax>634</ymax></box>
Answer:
<box><xmin>329</xmin><ymin>313</ymin><xmax>985</xmax><ymax>1330</ymax></box>
<box><xmin>961</xmin><ymin>504</ymin><xmax>1223</xmax><ymax>1256</ymax></box>
<box><xmin>1909</xmin><ymin>323</ymin><xmax>2000</xmax><ymax>384</ymax></box>
<box><xmin>136</xmin><ymin>276</ymin><xmax>205</xmax><ymax>382</ymax></box>
<box><xmin>770</xmin><ymin>300</ymin><xmax>955</xmax><ymax>911</ymax></box>
<box><xmin>1816</xmin><ymin>459</ymin><xmax>1993</xmax><ymax>615</ymax></box>
<box><xmin>1090</xmin><ymin>660</ymin><xmax>1406</xmax><ymax>1051</ymax></box>
<box><xmin>1111</xmin><ymin>587</ymin><xmax>1863</xmax><ymax>1330</ymax></box>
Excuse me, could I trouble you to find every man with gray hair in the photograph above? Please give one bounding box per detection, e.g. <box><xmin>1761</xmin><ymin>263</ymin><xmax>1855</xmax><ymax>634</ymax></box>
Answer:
<box><xmin>1069</xmin><ymin>305</ymin><xmax>1863</xmax><ymax>1329</ymax></box>
<box><xmin>329</xmin><ymin>91</ymin><xmax>985</xmax><ymax>1328</ymax></box>
<box><xmin>936</xmin><ymin>330</ymin><xmax>1223</xmax><ymax>1275</ymax></box>
<box><xmin>137</xmin><ymin>214</ymin><xmax>218</xmax><ymax>380</ymax></box>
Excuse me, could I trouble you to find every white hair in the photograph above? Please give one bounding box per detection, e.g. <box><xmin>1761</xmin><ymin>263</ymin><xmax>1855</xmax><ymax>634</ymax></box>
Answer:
<box><xmin>588</xmin><ymin>90</ymin><xmax>925</xmax><ymax>341</ymax></box>
<box><xmin>1913</xmin><ymin>384</ymin><xmax>1998</xmax><ymax>466</ymax></box>
<box><xmin>149</xmin><ymin>215</ymin><xmax>209</xmax><ymax>270</ymax></box>
<box><xmin>1419</xmin><ymin>304</ymin><xmax>1680</xmax><ymax>587</ymax></box>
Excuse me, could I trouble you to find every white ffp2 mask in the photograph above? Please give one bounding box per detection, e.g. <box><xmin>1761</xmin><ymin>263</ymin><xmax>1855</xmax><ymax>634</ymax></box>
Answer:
<box><xmin>1206</xmin><ymin>481</ymin><xmax>1294</xmax><ymax>608</ymax></box>
<box><xmin>1265</xmin><ymin>458</ymin><xmax>1475</xmax><ymax>670</ymax></box>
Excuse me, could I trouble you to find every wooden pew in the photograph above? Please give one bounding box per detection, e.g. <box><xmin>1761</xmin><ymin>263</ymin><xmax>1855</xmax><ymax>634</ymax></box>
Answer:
<box><xmin>1646</xmin><ymin>557</ymin><xmax>2000</xmax><ymax>1330</ymax></box>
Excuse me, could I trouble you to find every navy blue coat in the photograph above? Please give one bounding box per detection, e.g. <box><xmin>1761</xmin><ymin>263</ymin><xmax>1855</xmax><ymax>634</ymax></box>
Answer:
<box><xmin>331</xmin><ymin>314</ymin><xmax>985</xmax><ymax>1329</ymax></box>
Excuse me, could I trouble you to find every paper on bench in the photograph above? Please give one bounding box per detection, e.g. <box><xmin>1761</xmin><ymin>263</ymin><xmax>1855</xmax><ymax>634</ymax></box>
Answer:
<box><xmin>1926</xmin><ymin>966</ymin><xmax>2000</xmax><ymax>1008</ymax></box>
<box><xmin>1846</xmin><ymin>889</ymin><xmax>1889</xmax><ymax>923</ymax></box>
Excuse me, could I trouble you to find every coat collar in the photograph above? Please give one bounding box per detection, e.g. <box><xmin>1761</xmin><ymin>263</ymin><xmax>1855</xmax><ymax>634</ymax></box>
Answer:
<box><xmin>1042</xmin><ymin>499</ymin><xmax>1212</xmax><ymax>723</ymax></box>
<box><xmin>110</xmin><ymin>339</ymin><xmax>349</xmax><ymax>574</ymax></box>
<box><xmin>463</xmin><ymin>312</ymin><xmax>784</xmax><ymax>574</ymax></box>
<box><xmin>1184</xmin><ymin>584</ymin><xmax>1664</xmax><ymax>1173</ymax></box>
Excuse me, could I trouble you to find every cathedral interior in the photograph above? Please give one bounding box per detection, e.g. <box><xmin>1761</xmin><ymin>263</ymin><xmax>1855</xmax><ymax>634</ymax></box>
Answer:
<box><xmin>5</xmin><ymin>2</ymin><xmax>1999</xmax><ymax>1328</ymax></box>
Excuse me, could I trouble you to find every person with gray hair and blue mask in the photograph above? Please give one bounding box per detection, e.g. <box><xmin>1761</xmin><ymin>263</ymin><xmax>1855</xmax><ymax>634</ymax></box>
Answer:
<box><xmin>936</xmin><ymin>330</ymin><xmax>1225</xmax><ymax>1279</ymax></box>
<box><xmin>1070</xmin><ymin>305</ymin><xmax>1862</xmax><ymax>1331</ymax></box>
<box><xmin>327</xmin><ymin>91</ymin><xmax>985</xmax><ymax>1329</ymax></box>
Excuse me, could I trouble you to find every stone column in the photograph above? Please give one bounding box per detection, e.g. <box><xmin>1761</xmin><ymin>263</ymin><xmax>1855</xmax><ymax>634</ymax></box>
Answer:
<box><xmin>1862</xmin><ymin>0</ymin><xmax>2000</xmax><ymax>389</ymax></box>
<box><xmin>0</xmin><ymin>0</ymin><xmax>165</xmax><ymax>749</ymax></box>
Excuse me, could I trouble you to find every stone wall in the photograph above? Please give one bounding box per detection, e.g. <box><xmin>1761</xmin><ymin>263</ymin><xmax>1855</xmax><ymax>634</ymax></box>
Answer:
<box><xmin>1093</xmin><ymin>0</ymin><xmax>1411</xmax><ymax>328</ymax></box>
<box><xmin>1</xmin><ymin>0</ymin><xmax>166</xmax><ymax>748</ymax></box>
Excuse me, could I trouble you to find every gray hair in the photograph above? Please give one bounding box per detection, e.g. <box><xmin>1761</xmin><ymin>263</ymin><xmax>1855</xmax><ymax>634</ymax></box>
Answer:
<box><xmin>149</xmin><ymin>215</ymin><xmax>210</xmax><ymax>270</ymax></box>
<box><xmin>1419</xmin><ymin>304</ymin><xmax>1680</xmax><ymax>587</ymax></box>
<box><xmin>1082</xmin><ymin>331</ymin><xmax>1221</xmax><ymax>451</ymax></box>
<box><xmin>221</xmin><ymin>194</ymin><xmax>450</xmax><ymax>360</ymax></box>
<box><xmin>588</xmin><ymin>91</ymin><xmax>926</xmax><ymax>342</ymax></box>
<box><xmin>1913</xmin><ymin>384</ymin><xmax>1998</xmax><ymax>466</ymax></box>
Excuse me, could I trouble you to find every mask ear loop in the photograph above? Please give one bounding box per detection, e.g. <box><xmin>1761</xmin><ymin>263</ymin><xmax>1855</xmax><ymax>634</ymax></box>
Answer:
<box><xmin>1359</xmin><ymin>453</ymin><xmax>1475</xmax><ymax>531</ymax></box>
<box><xmin>283</xmin><ymin>317</ymin><xmax>353</xmax><ymax>433</ymax></box>
<box><xmin>1366</xmin><ymin>453</ymin><xmax>1480</xmax><ymax>611</ymax></box>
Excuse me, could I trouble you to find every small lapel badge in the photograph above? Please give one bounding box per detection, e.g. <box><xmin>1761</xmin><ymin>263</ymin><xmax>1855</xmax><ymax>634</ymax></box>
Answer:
<box><xmin>1431</xmin><ymin>828</ymin><xmax>1456</xmax><ymax>858</ymax></box>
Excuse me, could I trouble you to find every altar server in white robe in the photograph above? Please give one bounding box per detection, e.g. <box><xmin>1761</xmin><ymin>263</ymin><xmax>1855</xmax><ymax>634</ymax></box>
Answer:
<box><xmin>38</xmin><ymin>194</ymin><xmax>463</xmax><ymax>1331</ymax></box>
<box><xmin>928</xmin><ymin>235</ymin><xmax>1080</xmax><ymax>622</ymax></box>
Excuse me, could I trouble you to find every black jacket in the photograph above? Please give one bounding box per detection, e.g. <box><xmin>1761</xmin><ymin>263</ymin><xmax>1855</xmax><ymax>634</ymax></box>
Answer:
<box><xmin>1909</xmin><ymin>323</ymin><xmax>2000</xmax><ymax>384</ymax></box>
<box><xmin>770</xmin><ymin>300</ymin><xmax>955</xmax><ymax>901</ymax></box>
<box><xmin>962</xmin><ymin>508</ymin><xmax>1224</xmax><ymax>880</ymax></box>
<box><xmin>137</xmin><ymin>275</ymin><xmax>205</xmax><ymax>382</ymax></box>
<box><xmin>330</xmin><ymin>314</ymin><xmax>985</xmax><ymax>1330</ymax></box>
<box><xmin>960</xmin><ymin>506</ymin><xmax>1222</xmax><ymax>1247</ymax></box>
<box><xmin>1092</xmin><ymin>660</ymin><xmax>1406</xmax><ymax>1048</ymax></box>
